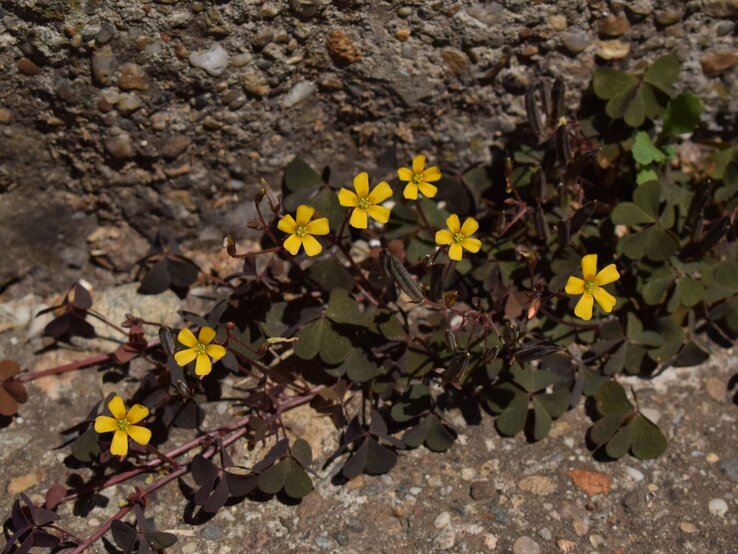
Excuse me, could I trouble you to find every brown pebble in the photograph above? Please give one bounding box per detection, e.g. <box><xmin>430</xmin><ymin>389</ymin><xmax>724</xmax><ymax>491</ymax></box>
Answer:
<box><xmin>701</xmin><ymin>51</ymin><xmax>738</xmax><ymax>77</ymax></box>
<box><xmin>395</xmin><ymin>28</ymin><xmax>411</xmax><ymax>42</ymax></box>
<box><xmin>17</xmin><ymin>57</ymin><xmax>41</xmax><ymax>75</ymax></box>
<box><xmin>704</xmin><ymin>376</ymin><xmax>726</xmax><ymax>402</ymax></box>
<box><xmin>441</xmin><ymin>48</ymin><xmax>469</xmax><ymax>73</ymax></box>
<box><xmin>0</xmin><ymin>108</ymin><xmax>12</xmax><ymax>124</ymax></box>
<box><xmin>160</xmin><ymin>135</ymin><xmax>192</xmax><ymax>160</ymax></box>
<box><xmin>117</xmin><ymin>63</ymin><xmax>149</xmax><ymax>90</ymax></box>
<box><xmin>326</xmin><ymin>29</ymin><xmax>361</xmax><ymax>65</ymax></box>
<box><xmin>598</xmin><ymin>13</ymin><xmax>630</xmax><ymax>37</ymax></box>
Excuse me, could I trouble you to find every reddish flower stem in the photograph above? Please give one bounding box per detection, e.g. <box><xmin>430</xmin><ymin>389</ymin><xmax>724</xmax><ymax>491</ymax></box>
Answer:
<box><xmin>69</xmin><ymin>384</ymin><xmax>324</xmax><ymax>553</ymax></box>
<box><xmin>16</xmin><ymin>341</ymin><xmax>160</xmax><ymax>383</ymax></box>
<box><xmin>59</xmin><ymin>385</ymin><xmax>324</xmax><ymax>504</ymax></box>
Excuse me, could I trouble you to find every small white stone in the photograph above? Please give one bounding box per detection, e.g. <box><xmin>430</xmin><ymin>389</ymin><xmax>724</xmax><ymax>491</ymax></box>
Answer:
<box><xmin>434</xmin><ymin>511</ymin><xmax>451</xmax><ymax>529</ymax></box>
<box><xmin>461</xmin><ymin>467</ymin><xmax>477</xmax><ymax>481</ymax></box>
<box><xmin>484</xmin><ymin>533</ymin><xmax>498</xmax><ymax>550</ymax></box>
<box><xmin>282</xmin><ymin>80</ymin><xmax>316</xmax><ymax>107</ymax></box>
<box><xmin>640</xmin><ymin>408</ymin><xmax>661</xmax><ymax>424</ymax></box>
<box><xmin>624</xmin><ymin>466</ymin><xmax>645</xmax><ymax>482</ymax></box>
<box><xmin>708</xmin><ymin>498</ymin><xmax>728</xmax><ymax>517</ymax></box>
<box><xmin>189</xmin><ymin>44</ymin><xmax>230</xmax><ymax>76</ymax></box>
<box><xmin>434</xmin><ymin>528</ymin><xmax>456</xmax><ymax>550</ymax></box>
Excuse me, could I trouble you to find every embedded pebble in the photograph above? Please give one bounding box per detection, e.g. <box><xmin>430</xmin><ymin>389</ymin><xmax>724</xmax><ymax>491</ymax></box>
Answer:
<box><xmin>596</xmin><ymin>40</ymin><xmax>631</xmax><ymax>60</ymax></box>
<box><xmin>513</xmin><ymin>536</ymin><xmax>540</xmax><ymax>554</ymax></box>
<box><xmin>189</xmin><ymin>44</ymin><xmax>230</xmax><ymax>76</ymax></box>
<box><xmin>282</xmin><ymin>80</ymin><xmax>316</xmax><ymax>107</ymax></box>
<box><xmin>719</xmin><ymin>458</ymin><xmax>738</xmax><ymax>483</ymax></box>
<box><xmin>708</xmin><ymin>498</ymin><xmax>728</xmax><ymax>517</ymax></box>
<box><xmin>679</xmin><ymin>521</ymin><xmax>698</xmax><ymax>533</ymax></box>
<box><xmin>91</xmin><ymin>46</ymin><xmax>117</xmax><ymax>85</ymax></box>
<box><xmin>624</xmin><ymin>466</ymin><xmax>645</xmax><ymax>482</ymax></box>
<box><xmin>562</xmin><ymin>31</ymin><xmax>590</xmax><ymax>54</ymax></box>
<box><xmin>434</xmin><ymin>528</ymin><xmax>455</xmax><ymax>550</ymax></box>
<box><xmin>434</xmin><ymin>511</ymin><xmax>451</xmax><ymax>529</ymax></box>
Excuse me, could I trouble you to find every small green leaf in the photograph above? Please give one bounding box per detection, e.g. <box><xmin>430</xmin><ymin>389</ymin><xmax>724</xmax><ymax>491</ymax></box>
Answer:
<box><xmin>364</xmin><ymin>437</ymin><xmax>397</xmax><ymax>474</ymax></box>
<box><xmin>633</xmin><ymin>180</ymin><xmax>661</xmax><ymax>216</ymax></box>
<box><xmin>326</xmin><ymin>288</ymin><xmax>366</xmax><ymax>326</ymax></box>
<box><xmin>595</xmin><ymin>381</ymin><xmax>632</xmax><ymax>416</ymax></box>
<box><xmin>605</xmin><ymin>422</ymin><xmax>634</xmax><ymax>459</ymax></box>
<box><xmin>344</xmin><ymin>349</ymin><xmax>382</xmax><ymax>383</ymax></box>
<box><xmin>632</xmin><ymin>132</ymin><xmax>666</xmax><ymax>165</ymax></box>
<box><xmin>294</xmin><ymin>318</ymin><xmax>351</xmax><ymax>365</ymax></box>
<box><xmin>643</xmin><ymin>54</ymin><xmax>680</xmax><ymax>96</ymax></box>
<box><xmin>284</xmin><ymin>157</ymin><xmax>322</xmax><ymax>192</ymax></box>
<box><xmin>307</xmin><ymin>259</ymin><xmax>354</xmax><ymax>292</ymax></box>
<box><xmin>677</xmin><ymin>277</ymin><xmax>704</xmax><ymax>308</ymax></box>
<box><xmin>291</xmin><ymin>439</ymin><xmax>312</xmax><ymax>468</ymax></box>
<box><xmin>592</xmin><ymin>68</ymin><xmax>638</xmax><ymax>100</ymax></box>
<box><xmin>662</xmin><ymin>93</ymin><xmax>702</xmax><ymax>136</ymax></box>
<box><xmin>531</xmin><ymin>397</ymin><xmax>552</xmax><ymax>441</ymax></box>
<box><xmin>611</xmin><ymin>203</ymin><xmax>656</xmax><ymax>226</ymax></box>
<box><xmin>284</xmin><ymin>460</ymin><xmax>313</xmax><ymax>498</ymax></box>
<box><xmin>258</xmin><ymin>458</ymin><xmax>289</xmax><ymax>494</ymax></box>
<box><xmin>425</xmin><ymin>414</ymin><xmax>456</xmax><ymax>452</ymax></box>
<box><xmin>630</xmin><ymin>414</ymin><xmax>667</xmax><ymax>459</ymax></box>
<box><xmin>590</xmin><ymin>413</ymin><xmax>627</xmax><ymax>445</ymax></box>
<box><xmin>496</xmin><ymin>393</ymin><xmax>528</xmax><ymax>436</ymax></box>
<box><xmin>71</xmin><ymin>428</ymin><xmax>101</xmax><ymax>463</ymax></box>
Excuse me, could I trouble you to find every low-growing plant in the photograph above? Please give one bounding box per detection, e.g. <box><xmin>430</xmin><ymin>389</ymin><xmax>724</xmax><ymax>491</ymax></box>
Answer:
<box><xmin>2</xmin><ymin>56</ymin><xmax>737</xmax><ymax>553</ymax></box>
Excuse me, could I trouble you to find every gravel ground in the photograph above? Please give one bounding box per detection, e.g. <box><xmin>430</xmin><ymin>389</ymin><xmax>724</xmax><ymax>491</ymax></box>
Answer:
<box><xmin>0</xmin><ymin>285</ymin><xmax>736</xmax><ymax>553</ymax></box>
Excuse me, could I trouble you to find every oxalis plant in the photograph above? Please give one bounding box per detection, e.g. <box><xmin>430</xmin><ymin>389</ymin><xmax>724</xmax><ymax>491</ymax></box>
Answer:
<box><xmin>3</xmin><ymin>56</ymin><xmax>738</xmax><ymax>553</ymax></box>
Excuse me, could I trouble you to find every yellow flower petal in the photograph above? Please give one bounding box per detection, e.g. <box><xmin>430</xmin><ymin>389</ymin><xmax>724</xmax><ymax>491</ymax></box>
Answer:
<box><xmin>338</xmin><ymin>188</ymin><xmax>359</xmax><ymax>207</ymax></box>
<box><xmin>397</xmin><ymin>167</ymin><xmax>414</xmax><ymax>181</ymax></box>
<box><xmin>367</xmin><ymin>205</ymin><xmax>391</xmax><ymax>224</ymax></box>
<box><xmin>449</xmin><ymin>243</ymin><xmax>464</xmax><ymax>261</ymax></box>
<box><xmin>412</xmin><ymin>154</ymin><xmax>426</xmax><ymax>174</ymax></box>
<box><xmin>126</xmin><ymin>404</ymin><xmax>149</xmax><ymax>424</ymax></box>
<box><xmin>565</xmin><ymin>276</ymin><xmax>585</xmax><ymax>295</ymax></box>
<box><xmin>418</xmin><ymin>182</ymin><xmax>438</xmax><ymax>198</ymax></box>
<box><xmin>435</xmin><ymin>229</ymin><xmax>454</xmax><ymax>245</ymax></box>
<box><xmin>108</xmin><ymin>395</ymin><xmax>126</xmax><ymax>420</ymax></box>
<box><xmin>446</xmin><ymin>214</ymin><xmax>461</xmax><ymax>234</ymax></box>
<box><xmin>574</xmin><ymin>293</ymin><xmax>594</xmax><ymax>320</ymax></box>
<box><xmin>174</xmin><ymin>348</ymin><xmax>197</xmax><ymax>367</ymax></box>
<box><xmin>349</xmin><ymin>208</ymin><xmax>368</xmax><ymax>229</ymax></box>
<box><xmin>295</xmin><ymin>204</ymin><xmax>315</xmax><ymax>226</ymax></box>
<box><xmin>403</xmin><ymin>182</ymin><xmax>419</xmax><ymax>200</ymax></box>
<box><xmin>206</xmin><ymin>344</ymin><xmax>226</xmax><ymax>360</ymax></box>
<box><xmin>353</xmin><ymin>172</ymin><xmax>369</xmax><ymax>197</ymax></box>
<box><xmin>593</xmin><ymin>287</ymin><xmax>616</xmax><ymax>313</ymax></box>
<box><xmin>595</xmin><ymin>264</ymin><xmax>620</xmax><ymax>286</ymax></box>
<box><xmin>581</xmin><ymin>254</ymin><xmax>598</xmax><ymax>281</ymax></box>
<box><xmin>301</xmin><ymin>234</ymin><xmax>323</xmax><ymax>256</ymax></box>
<box><xmin>111</xmin><ymin>429</ymin><xmax>129</xmax><ymax>457</ymax></box>
<box><xmin>283</xmin><ymin>233</ymin><xmax>302</xmax><ymax>255</ymax></box>
<box><xmin>277</xmin><ymin>214</ymin><xmax>297</xmax><ymax>234</ymax></box>
<box><xmin>195</xmin><ymin>353</ymin><xmax>212</xmax><ymax>376</ymax></box>
<box><xmin>198</xmin><ymin>326</ymin><xmax>216</xmax><ymax>345</ymax></box>
<box><xmin>126</xmin><ymin>425</ymin><xmax>151</xmax><ymax>446</ymax></box>
<box><xmin>94</xmin><ymin>415</ymin><xmax>118</xmax><ymax>434</ymax></box>
<box><xmin>460</xmin><ymin>217</ymin><xmax>478</xmax><ymax>236</ymax></box>
<box><xmin>177</xmin><ymin>328</ymin><xmax>198</xmax><ymax>348</ymax></box>
<box><xmin>421</xmin><ymin>166</ymin><xmax>442</xmax><ymax>182</ymax></box>
<box><xmin>306</xmin><ymin>217</ymin><xmax>330</xmax><ymax>235</ymax></box>
<box><xmin>462</xmin><ymin>237</ymin><xmax>481</xmax><ymax>253</ymax></box>
<box><xmin>368</xmin><ymin>181</ymin><xmax>393</xmax><ymax>204</ymax></box>
<box><xmin>126</xmin><ymin>404</ymin><xmax>149</xmax><ymax>423</ymax></box>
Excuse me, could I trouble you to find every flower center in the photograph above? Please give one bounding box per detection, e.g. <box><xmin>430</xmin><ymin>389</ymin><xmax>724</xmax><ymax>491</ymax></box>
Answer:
<box><xmin>295</xmin><ymin>225</ymin><xmax>308</xmax><ymax>238</ymax></box>
<box><xmin>411</xmin><ymin>173</ymin><xmax>422</xmax><ymax>184</ymax></box>
<box><xmin>195</xmin><ymin>343</ymin><xmax>207</xmax><ymax>354</ymax></box>
<box><xmin>116</xmin><ymin>418</ymin><xmax>131</xmax><ymax>432</ymax></box>
<box><xmin>357</xmin><ymin>196</ymin><xmax>371</xmax><ymax>210</ymax></box>
<box><xmin>452</xmin><ymin>232</ymin><xmax>465</xmax><ymax>244</ymax></box>
<box><xmin>584</xmin><ymin>279</ymin><xmax>598</xmax><ymax>294</ymax></box>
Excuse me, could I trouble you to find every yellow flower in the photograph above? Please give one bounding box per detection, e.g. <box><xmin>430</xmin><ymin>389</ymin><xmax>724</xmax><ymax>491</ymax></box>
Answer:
<box><xmin>565</xmin><ymin>254</ymin><xmax>620</xmax><ymax>321</ymax></box>
<box><xmin>397</xmin><ymin>154</ymin><xmax>442</xmax><ymax>200</ymax></box>
<box><xmin>174</xmin><ymin>326</ymin><xmax>226</xmax><ymax>376</ymax></box>
<box><xmin>277</xmin><ymin>204</ymin><xmax>330</xmax><ymax>256</ymax></box>
<box><xmin>337</xmin><ymin>172</ymin><xmax>393</xmax><ymax>229</ymax></box>
<box><xmin>435</xmin><ymin>214</ymin><xmax>481</xmax><ymax>261</ymax></box>
<box><xmin>94</xmin><ymin>395</ymin><xmax>151</xmax><ymax>457</ymax></box>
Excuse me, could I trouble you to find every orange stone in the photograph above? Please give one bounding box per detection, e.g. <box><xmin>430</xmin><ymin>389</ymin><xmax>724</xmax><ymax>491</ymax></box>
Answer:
<box><xmin>567</xmin><ymin>468</ymin><xmax>612</xmax><ymax>496</ymax></box>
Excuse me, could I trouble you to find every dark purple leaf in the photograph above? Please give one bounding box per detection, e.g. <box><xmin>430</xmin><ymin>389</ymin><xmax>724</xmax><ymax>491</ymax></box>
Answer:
<box><xmin>203</xmin><ymin>477</ymin><xmax>229</xmax><ymax>513</ymax></box>
<box><xmin>364</xmin><ymin>437</ymin><xmax>397</xmax><ymax>475</ymax></box>
<box><xmin>225</xmin><ymin>472</ymin><xmax>258</xmax><ymax>497</ymax></box>
<box><xmin>144</xmin><ymin>530</ymin><xmax>178</xmax><ymax>550</ymax></box>
<box><xmin>31</xmin><ymin>530</ymin><xmax>60</xmax><ymax>548</ymax></box>
<box><xmin>140</xmin><ymin>259</ymin><xmax>171</xmax><ymax>294</ymax></box>
<box><xmin>111</xmin><ymin>520</ymin><xmax>137</xmax><ymax>550</ymax></box>
<box><xmin>342</xmin><ymin>438</ymin><xmax>368</xmax><ymax>479</ymax></box>
<box><xmin>192</xmin><ymin>455</ymin><xmax>219</xmax><ymax>487</ymax></box>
